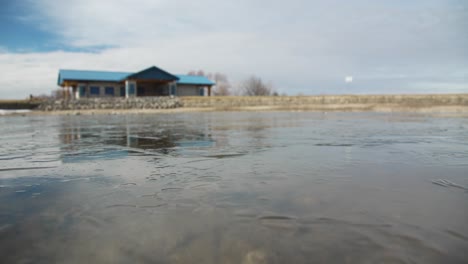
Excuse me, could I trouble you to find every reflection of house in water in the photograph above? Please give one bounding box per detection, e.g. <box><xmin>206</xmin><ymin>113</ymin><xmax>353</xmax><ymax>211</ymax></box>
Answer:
<box><xmin>59</xmin><ymin>118</ymin><xmax>215</xmax><ymax>163</ymax></box>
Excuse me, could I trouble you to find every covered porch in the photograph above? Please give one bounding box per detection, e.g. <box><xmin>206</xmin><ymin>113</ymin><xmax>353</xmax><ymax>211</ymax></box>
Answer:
<box><xmin>135</xmin><ymin>80</ymin><xmax>172</xmax><ymax>97</ymax></box>
<box><xmin>125</xmin><ymin>66</ymin><xmax>178</xmax><ymax>97</ymax></box>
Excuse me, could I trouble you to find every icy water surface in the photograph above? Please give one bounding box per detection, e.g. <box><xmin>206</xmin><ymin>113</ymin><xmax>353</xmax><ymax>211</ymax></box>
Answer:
<box><xmin>0</xmin><ymin>112</ymin><xmax>467</xmax><ymax>263</ymax></box>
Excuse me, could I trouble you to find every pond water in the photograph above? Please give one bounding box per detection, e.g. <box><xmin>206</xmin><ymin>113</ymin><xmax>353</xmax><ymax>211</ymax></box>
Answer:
<box><xmin>0</xmin><ymin>112</ymin><xmax>467</xmax><ymax>263</ymax></box>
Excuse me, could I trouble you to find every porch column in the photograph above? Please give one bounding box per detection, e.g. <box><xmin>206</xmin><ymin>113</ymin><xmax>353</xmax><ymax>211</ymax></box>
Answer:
<box><xmin>208</xmin><ymin>86</ymin><xmax>211</xmax><ymax>96</ymax></box>
<box><xmin>125</xmin><ymin>80</ymin><xmax>137</xmax><ymax>98</ymax></box>
<box><xmin>74</xmin><ymin>86</ymin><xmax>80</xmax><ymax>99</ymax></box>
<box><xmin>125</xmin><ymin>80</ymin><xmax>130</xmax><ymax>99</ymax></box>
<box><xmin>65</xmin><ymin>86</ymin><xmax>71</xmax><ymax>100</ymax></box>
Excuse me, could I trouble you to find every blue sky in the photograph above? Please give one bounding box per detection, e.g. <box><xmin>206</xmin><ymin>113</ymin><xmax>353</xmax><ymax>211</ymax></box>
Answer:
<box><xmin>0</xmin><ymin>0</ymin><xmax>467</xmax><ymax>98</ymax></box>
<box><xmin>0</xmin><ymin>1</ymin><xmax>53</xmax><ymax>52</ymax></box>
<box><xmin>0</xmin><ymin>1</ymin><xmax>112</xmax><ymax>53</ymax></box>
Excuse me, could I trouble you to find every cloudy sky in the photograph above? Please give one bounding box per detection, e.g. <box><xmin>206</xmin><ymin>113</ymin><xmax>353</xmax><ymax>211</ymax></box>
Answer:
<box><xmin>0</xmin><ymin>0</ymin><xmax>467</xmax><ymax>98</ymax></box>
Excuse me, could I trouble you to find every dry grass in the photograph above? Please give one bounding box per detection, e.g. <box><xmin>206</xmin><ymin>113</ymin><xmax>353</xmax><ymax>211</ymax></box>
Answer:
<box><xmin>0</xmin><ymin>99</ymin><xmax>30</xmax><ymax>103</ymax></box>
<box><xmin>0</xmin><ymin>99</ymin><xmax>43</xmax><ymax>109</ymax></box>
<box><xmin>181</xmin><ymin>94</ymin><xmax>468</xmax><ymax>108</ymax></box>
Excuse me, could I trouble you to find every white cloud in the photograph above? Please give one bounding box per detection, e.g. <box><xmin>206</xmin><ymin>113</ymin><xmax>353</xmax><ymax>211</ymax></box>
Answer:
<box><xmin>0</xmin><ymin>0</ymin><xmax>467</xmax><ymax>98</ymax></box>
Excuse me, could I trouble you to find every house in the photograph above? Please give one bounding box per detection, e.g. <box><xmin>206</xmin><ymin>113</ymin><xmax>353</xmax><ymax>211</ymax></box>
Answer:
<box><xmin>57</xmin><ymin>66</ymin><xmax>215</xmax><ymax>99</ymax></box>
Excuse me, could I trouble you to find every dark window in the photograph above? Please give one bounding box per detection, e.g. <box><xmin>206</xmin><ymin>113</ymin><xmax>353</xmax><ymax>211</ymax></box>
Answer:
<box><xmin>79</xmin><ymin>86</ymin><xmax>86</xmax><ymax>97</ymax></box>
<box><xmin>129</xmin><ymin>84</ymin><xmax>135</xmax><ymax>95</ymax></box>
<box><xmin>105</xmin><ymin>87</ymin><xmax>114</xmax><ymax>95</ymax></box>
<box><xmin>90</xmin><ymin>86</ymin><xmax>100</xmax><ymax>95</ymax></box>
<box><xmin>120</xmin><ymin>86</ymin><xmax>125</xmax><ymax>96</ymax></box>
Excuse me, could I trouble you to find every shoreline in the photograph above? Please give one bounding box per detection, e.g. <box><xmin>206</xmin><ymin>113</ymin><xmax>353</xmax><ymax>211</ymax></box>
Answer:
<box><xmin>2</xmin><ymin>94</ymin><xmax>468</xmax><ymax>117</ymax></box>
<box><xmin>2</xmin><ymin>104</ymin><xmax>468</xmax><ymax>117</ymax></box>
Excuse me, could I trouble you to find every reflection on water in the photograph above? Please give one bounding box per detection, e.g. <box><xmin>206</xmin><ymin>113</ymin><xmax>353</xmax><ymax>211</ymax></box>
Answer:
<box><xmin>0</xmin><ymin>112</ymin><xmax>467</xmax><ymax>263</ymax></box>
<box><xmin>59</xmin><ymin>116</ymin><xmax>215</xmax><ymax>160</ymax></box>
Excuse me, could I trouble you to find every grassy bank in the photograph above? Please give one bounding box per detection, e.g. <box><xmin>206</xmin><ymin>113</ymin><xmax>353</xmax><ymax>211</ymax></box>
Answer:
<box><xmin>181</xmin><ymin>94</ymin><xmax>468</xmax><ymax>109</ymax></box>
<box><xmin>0</xmin><ymin>99</ymin><xmax>42</xmax><ymax>110</ymax></box>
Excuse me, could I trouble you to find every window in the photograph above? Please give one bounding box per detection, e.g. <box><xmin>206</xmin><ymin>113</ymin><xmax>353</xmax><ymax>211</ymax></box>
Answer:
<box><xmin>105</xmin><ymin>87</ymin><xmax>114</xmax><ymax>96</ymax></box>
<box><xmin>90</xmin><ymin>86</ymin><xmax>100</xmax><ymax>95</ymax></box>
<box><xmin>79</xmin><ymin>86</ymin><xmax>86</xmax><ymax>97</ymax></box>
<box><xmin>129</xmin><ymin>84</ymin><xmax>135</xmax><ymax>95</ymax></box>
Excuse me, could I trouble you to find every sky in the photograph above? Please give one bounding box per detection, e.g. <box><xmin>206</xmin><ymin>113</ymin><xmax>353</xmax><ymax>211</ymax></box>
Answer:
<box><xmin>0</xmin><ymin>0</ymin><xmax>467</xmax><ymax>99</ymax></box>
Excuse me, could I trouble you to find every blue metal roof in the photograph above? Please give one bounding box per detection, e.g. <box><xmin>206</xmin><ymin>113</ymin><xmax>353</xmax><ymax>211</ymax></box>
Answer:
<box><xmin>126</xmin><ymin>66</ymin><xmax>179</xmax><ymax>81</ymax></box>
<box><xmin>58</xmin><ymin>69</ymin><xmax>131</xmax><ymax>85</ymax></box>
<box><xmin>176</xmin><ymin>75</ymin><xmax>215</xmax><ymax>86</ymax></box>
<box><xmin>58</xmin><ymin>67</ymin><xmax>215</xmax><ymax>86</ymax></box>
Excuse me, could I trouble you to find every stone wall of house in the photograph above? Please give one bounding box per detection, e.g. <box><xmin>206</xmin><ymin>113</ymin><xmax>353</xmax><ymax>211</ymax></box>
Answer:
<box><xmin>37</xmin><ymin>97</ymin><xmax>182</xmax><ymax>111</ymax></box>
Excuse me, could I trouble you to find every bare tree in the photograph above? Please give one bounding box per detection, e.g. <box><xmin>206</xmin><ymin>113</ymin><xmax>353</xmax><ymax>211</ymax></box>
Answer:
<box><xmin>189</xmin><ymin>70</ymin><xmax>232</xmax><ymax>96</ymax></box>
<box><xmin>209</xmin><ymin>73</ymin><xmax>231</xmax><ymax>96</ymax></box>
<box><xmin>30</xmin><ymin>93</ymin><xmax>51</xmax><ymax>100</ymax></box>
<box><xmin>241</xmin><ymin>76</ymin><xmax>272</xmax><ymax>96</ymax></box>
<box><xmin>51</xmin><ymin>88</ymin><xmax>67</xmax><ymax>99</ymax></box>
<box><xmin>197</xmin><ymin>70</ymin><xmax>205</xmax><ymax>76</ymax></box>
<box><xmin>214</xmin><ymin>83</ymin><xmax>231</xmax><ymax>96</ymax></box>
<box><xmin>187</xmin><ymin>70</ymin><xmax>205</xmax><ymax>76</ymax></box>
